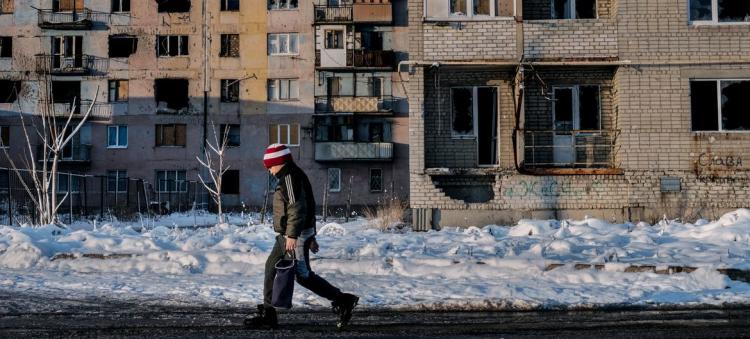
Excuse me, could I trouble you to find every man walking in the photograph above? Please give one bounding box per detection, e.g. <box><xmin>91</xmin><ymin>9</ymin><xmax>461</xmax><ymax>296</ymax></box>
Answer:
<box><xmin>246</xmin><ymin>144</ymin><xmax>359</xmax><ymax>329</ymax></box>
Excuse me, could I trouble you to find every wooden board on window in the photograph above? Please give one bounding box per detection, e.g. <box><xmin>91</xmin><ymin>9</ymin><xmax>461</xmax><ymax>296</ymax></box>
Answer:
<box><xmin>290</xmin><ymin>124</ymin><xmax>299</xmax><ymax>145</ymax></box>
<box><xmin>119</xmin><ymin>80</ymin><xmax>129</xmax><ymax>101</ymax></box>
<box><xmin>498</xmin><ymin>0</ymin><xmax>514</xmax><ymax>17</ymax></box>
<box><xmin>268</xmin><ymin>124</ymin><xmax>278</xmax><ymax>145</ymax></box>
<box><xmin>175</xmin><ymin>124</ymin><xmax>186</xmax><ymax>146</ymax></box>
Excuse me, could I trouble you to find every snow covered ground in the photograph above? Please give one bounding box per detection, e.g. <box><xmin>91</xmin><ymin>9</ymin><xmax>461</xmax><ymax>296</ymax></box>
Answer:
<box><xmin>1</xmin><ymin>209</ymin><xmax>750</xmax><ymax>310</ymax></box>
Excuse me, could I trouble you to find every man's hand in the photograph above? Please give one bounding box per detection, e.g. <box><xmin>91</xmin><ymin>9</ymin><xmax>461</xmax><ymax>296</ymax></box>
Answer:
<box><xmin>285</xmin><ymin>237</ymin><xmax>297</xmax><ymax>252</ymax></box>
<box><xmin>310</xmin><ymin>237</ymin><xmax>319</xmax><ymax>254</ymax></box>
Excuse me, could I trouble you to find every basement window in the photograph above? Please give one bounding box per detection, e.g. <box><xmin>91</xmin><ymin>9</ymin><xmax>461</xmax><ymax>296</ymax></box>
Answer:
<box><xmin>155</xmin><ymin>124</ymin><xmax>187</xmax><ymax>147</ymax></box>
<box><xmin>154</xmin><ymin>79</ymin><xmax>189</xmax><ymax>113</ymax></box>
<box><xmin>220</xmin><ymin>79</ymin><xmax>239</xmax><ymax>103</ymax></box>
<box><xmin>157</xmin><ymin>0</ymin><xmax>191</xmax><ymax>13</ymax></box>
<box><xmin>221</xmin><ymin>170</ymin><xmax>240</xmax><ymax>194</ymax></box>
<box><xmin>0</xmin><ymin>80</ymin><xmax>19</xmax><ymax>103</ymax></box>
<box><xmin>0</xmin><ymin>37</ymin><xmax>11</xmax><ymax>58</ymax></box>
<box><xmin>691</xmin><ymin>80</ymin><xmax>750</xmax><ymax>131</ymax></box>
<box><xmin>157</xmin><ymin>35</ymin><xmax>189</xmax><ymax>57</ymax></box>
<box><xmin>690</xmin><ymin>0</ymin><xmax>750</xmax><ymax>23</ymax></box>
<box><xmin>220</xmin><ymin>34</ymin><xmax>240</xmax><ymax>57</ymax></box>
<box><xmin>109</xmin><ymin>35</ymin><xmax>137</xmax><ymax>58</ymax></box>
<box><xmin>552</xmin><ymin>0</ymin><xmax>597</xmax><ymax>19</ymax></box>
<box><xmin>220</xmin><ymin>0</ymin><xmax>239</xmax><ymax>11</ymax></box>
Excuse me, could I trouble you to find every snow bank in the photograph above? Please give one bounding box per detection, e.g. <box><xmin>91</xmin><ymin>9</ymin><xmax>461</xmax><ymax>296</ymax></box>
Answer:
<box><xmin>0</xmin><ymin>210</ymin><xmax>749</xmax><ymax>309</ymax></box>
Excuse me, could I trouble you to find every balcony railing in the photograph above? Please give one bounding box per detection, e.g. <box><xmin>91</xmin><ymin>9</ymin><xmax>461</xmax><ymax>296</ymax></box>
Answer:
<box><xmin>37</xmin><ymin>144</ymin><xmax>92</xmax><ymax>163</ymax></box>
<box><xmin>35</xmin><ymin>54</ymin><xmax>108</xmax><ymax>75</ymax></box>
<box><xmin>315</xmin><ymin>142</ymin><xmax>393</xmax><ymax>161</ymax></box>
<box><xmin>314</xmin><ymin>5</ymin><xmax>353</xmax><ymax>23</ymax></box>
<box><xmin>353</xmin><ymin>50</ymin><xmax>395</xmax><ymax>68</ymax></box>
<box><xmin>38</xmin><ymin>100</ymin><xmax>112</xmax><ymax>119</ymax></box>
<box><xmin>315</xmin><ymin>95</ymin><xmax>395</xmax><ymax>114</ymax></box>
<box><xmin>37</xmin><ymin>8</ymin><xmax>95</xmax><ymax>29</ymax></box>
<box><xmin>521</xmin><ymin>129</ymin><xmax>619</xmax><ymax>169</ymax></box>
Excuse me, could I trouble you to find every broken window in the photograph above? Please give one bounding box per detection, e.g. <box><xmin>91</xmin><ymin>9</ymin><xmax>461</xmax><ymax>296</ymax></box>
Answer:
<box><xmin>267</xmin><ymin>79</ymin><xmax>299</xmax><ymax>101</ymax></box>
<box><xmin>325</xmin><ymin>30</ymin><xmax>344</xmax><ymax>49</ymax></box>
<box><xmin>328</xmin><ymin>168</ymin><xmax>341</xmax><ymax>192</ymax></box>
<box><xmin>108</xmin><ymin>80</ymin><xmax>129</xmax><ymax>102</ymax></box>
<box><xmin>0</xmin><ymin>37</ymin><xmax>11</xmax><ymax>58</ymax></box>
<box><xmin>221</xmin><ymin>0</ymin><xmax>239</xmax><ymax>11</ymax></box>
<box><xmin>553</xmin><ymin>0</ymin><xmax>597</xmax><ymax>19</ymax></box>
<box><xmin>220</xmin><ymin>124</ymin><xmax>240</xmax><ymax>147</ymax></box>
<box><xmin>690</xmin><ymin>0</ymin><xmax>750</xmax><ymax>22</ymax></box>
<box><xmin>220</xmin><ymin>34</ymin><xmax>240</xmax><ymax>57</ymax></box>
<box><xmin>156</xmin><ymin>170</ymin><xmax>187</xmax><ymax>192</ymax></box>
<box><xmin>221</xmin><ymin>79</ymin><xmax>239</xmax><ymax>103</ymax></box>
<box><xmin>154</xmin><ymin>78</ymin><xmax>189</xmax><ymax>112</ymax></box>
<box><xmin>157</xmin><ymin>0</ymin><xmax>191</xmax><ymax>13</ymax></box>
<box><xmin>268</xmin><ymin>33</ymin><xmax>299</xmax><ymax>55</ymax></box>
<box><xmin>268</xmin><ymin>123</ymin><xmax>300</xmax><ymax>146</ymax></box>
<box><xmin>221</xmin><ymin>170</ymin><xmax>240</xmax><ymax>194</ymax></box>
<box><xmin>315</xmin><ymin>116</ymin><xmax>354</xmax><ymax>142</ymax></box>
<box><xmin>0</xmin><ymin>80</ymin><xmax>20</xmax><ymax>103</ymax></box>
<box><xmin>0</xmin><ymin>0</ymin><xmax>13</xmax><ymax>14</ymax></box>
<box><xmin>552</xmin><ymin>85</ymin><xmax>600</xmax><ymax>131</ymax></box>
<box><xmin>52</xmin><ymin>36</ymin><xmax>83</xmax><ymax>69</ymax></box>
<box><xmin>369</xmin><ymin>168</ymin><xmax>383</xmax><ymax>192</ymax></box>
<box><xmin>155</xmin><ymin>124</ymin><xmax>187</xmax><ymax>147</ymax></box>
<box><xmin>157</xmin><ymin>35</ymin><xmax>189</xmax><ymax>57</ymax></box>
<box><xmin>451</xmin><ymin>88</ymin><xmax>474</xmax><ymax>137</ymax></box>
<box><xmin>109</xmin><ymin>35</ymin><xmax>138</xmax><ymax>58</ymax></box>
<box><xmin>107</xmin><ymin>170</ymin><xmax>128</xmax><ymax>193</ymax></box>
<box><xmin>111</xmin><ymin>0</ymin><xmax>130</xmax><ymax>12</ymax></box>
<box><xmin>268</xmin><ymin>0</ymin><xmax>298</xmax><ymax>10</ymax></box>
<box><xmin>52</xmin><ymin>81</ymin><xmax>81</xmax><ymax>103</ymax></box>
<box><xmin>691</xmin><ymin>80</ymin><xmax>750</xmax><ymax>131</ymax></box>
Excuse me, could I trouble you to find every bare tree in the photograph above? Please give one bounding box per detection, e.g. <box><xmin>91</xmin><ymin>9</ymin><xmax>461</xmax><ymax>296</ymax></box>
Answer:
<box><xmin>196</xmin><ymin>122</ymin><xmax>231</xmax><ymax>224</ymax></box>
<box><xmin>1</xmin><ymin>76</ymin><xmax>99</xmax><ymax>226</ymax></box>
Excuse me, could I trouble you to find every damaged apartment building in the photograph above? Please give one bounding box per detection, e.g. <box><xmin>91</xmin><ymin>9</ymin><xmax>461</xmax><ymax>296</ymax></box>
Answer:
<box><xmin>0</xmin><ymin>0</ymin><xmax>409</xmax><ymax>213</ymax></box>
<box><xmin>407</xmin><ymin>0</ymin><xmax>750</xmax><ymax>228</ymax></box>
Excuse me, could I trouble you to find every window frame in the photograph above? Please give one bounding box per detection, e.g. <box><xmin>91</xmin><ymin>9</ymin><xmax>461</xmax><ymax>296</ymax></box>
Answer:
<box><xmin>689</xmin><ymin>0</ymin><xmax>750</xmax><ymax>25</ymax></box>
<box><xmin>219</xmin><ymin>34</ymin><xmax>240</xmax><ymax>58</ymax></box>
<box><xmin>107</xmin><ymin>170</ymin><xmax>128</xmax><ymax>193</ymax></box>
<box><xmin>155</xmin><ymin>124</ymin><xmax>187</xmax><ymax>147</ymax></box>
<box><xmin>267</xmin><ymin>78</ymin><xmax>300</xmax><ymax>101</ymax></box>
<box><xmin>450</xmin><ymin>86</ymin><xmax>482</xmax><ymax>139</ymax></box>
<box><xmin>268</xmin><ymin>123</ymin><xmax>301</xmax><ymax>147</ymax></box>
<box><xmin>220</xmin><ymin>79</ymin><xmax>240</xmax><ymax>103</ymax></box>
<box><xmin>220</xmin><ymin>124</ymin><xmax>241</xmax><ymax>147</ymax></box>
<box><xmin>155</xmin><ymin>170</ymin><xmax>188</xmax><ymax>193</ymax></box>
<box><xmin>550</xmin><ymin>0</ymin><xmax>598</xmax><ymax>20</ymax></box>
<box><xmin>369</xmin><ymin>168</ymin><xmax>383</xmax><ymax>193</ymax></box>
<box><xmin>551</xmin><ymin>85</ymin><xmax>602</xmax><ymax>132</ymax></box>
<box><xmin>325</xmin><ymin>30</ymin><xmax>344</xmax><ymax>49</ymax></box>
<box><xmin>268</xmin><ymin>0</ymin><xmax>299</xmax><ymax>10</ymax></box>
<box><xmin>157</xmin><ymin>35</ymin><xmax>189</xmax><ymax>57</ymax></box>
<box><xmin>220</xmin><ymin>0</ymin><xmax>240</xmax><ymax>11</ymax></box>
<box><xmin>267</xmin><ymin>33</ymin><xmax>299</xmax><ymax>56</ymax></box>
<box><xmin>107</xmin><ymin>125</ymin><xmax>128</xmax><ymax>148</ymax></box>
<box><xmin>328</xmin><ymin>168</ymin><xmax>342</xmax><ymax>193</ymax></box>
<box><xmin>108</xmin><ymin>79</ymin><xmax>129</xmax><ymax>103</ymax></box>
<box><xmin>57</xmin><ymin>173</ymin><xmax>81</xmax><ymax>194</ymax></box>
<box><xmin>111</xmin><ymin>0</ymin><xmax>130</xmax><ymax>13</ymax></box>
<box><xmin>690</xmin><ymin>78</ymin><xmax>750</xmax><ymax>133</ymax></box>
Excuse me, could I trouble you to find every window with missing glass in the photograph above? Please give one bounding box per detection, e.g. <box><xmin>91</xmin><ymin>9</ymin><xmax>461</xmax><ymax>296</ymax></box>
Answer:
<box><xmin>268</xmin><ymin>0</ymin><xmax>298</xmax><ymax>10</ymax></box>
<box><xmin>691</xmin><ymin>80</ymin><xmax>750</xmax><ymax>131</ymax></box>
<box><xmin>690</xmin><ymin>0</ymin><xmax>750</xmax><ymax>23</ymax></box>
<box><xmin>157</xmin><ymin>35</ymin><xmax>189</xmax><ymax>57</ymax></box>
<box><xmin>108</xmin><ymin>80</ymin><xmax>128</xmax><ymax>102</ymax></box>
<box><xmin>111</xmin><ymin>0</ymin><xmax>130</xmax><ymax>12</ymax></box>
<box><xmin>220</xmin><ymin>34</ymin><xmax>240</xmax><ymax>57</ymax></box>
<box><xmin>551</xmin><ymin>0</ymin><xmax>597</xmax><ymax>19</ymax></box>
<box><xmin>221</xmin><ymin>0</ymin><xmax>239</xmax><ymax>11</ymax></box>
<box><xmin>221</xmin><ymin>79</ymin><xmax>239</xmax><ymax>102</ymax></box>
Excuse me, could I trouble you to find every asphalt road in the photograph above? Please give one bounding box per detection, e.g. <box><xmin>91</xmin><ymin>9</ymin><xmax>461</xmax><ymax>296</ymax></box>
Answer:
<box><xmin>1</xmin><ymin>292</ymin><xmax>749</xmax><ymax>338</ymax></box>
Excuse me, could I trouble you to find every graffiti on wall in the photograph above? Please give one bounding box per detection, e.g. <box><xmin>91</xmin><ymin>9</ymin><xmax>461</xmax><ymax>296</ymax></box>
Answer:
<box><xmin>501</xmin><ymin>178</ymin><xmax>604</xmax><ymax>199</ymax></box>
<box><xmin>696</xmin><ymin>152</ymin><xmax>744</xmax><ymax>169</ymax></box>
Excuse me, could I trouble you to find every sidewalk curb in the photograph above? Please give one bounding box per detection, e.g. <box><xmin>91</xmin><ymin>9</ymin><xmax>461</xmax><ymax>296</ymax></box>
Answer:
<box><xmin>544</xmin><ymin>263</ymin><xmax>750</xmax><ymax>283</ymax></box>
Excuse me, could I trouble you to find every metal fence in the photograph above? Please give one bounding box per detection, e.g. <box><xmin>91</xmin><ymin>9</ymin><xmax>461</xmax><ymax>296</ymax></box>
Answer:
<box><xmin>0</xmin><ymin>168</ymin><xmax>210</xmax><ymax>226</ymax></box>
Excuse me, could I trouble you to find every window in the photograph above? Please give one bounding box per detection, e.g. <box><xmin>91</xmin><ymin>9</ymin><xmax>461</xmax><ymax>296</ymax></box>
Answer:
<box><xmin>451</xmin><ymin>88</ymin><xmax>475</xmax><ymax>137</ymax></box>
<box><xmin>0</xmin><ymin>37</ymin><xmax>11</xmax><ymax>58</ymax></box>
<box><xmin>552</xmin><ymin>85</ymin><xmax>601</xmax><ymax>131</ymax></box>
<box><xmin>221</xmin><ymin>170</ymin><xmax>240</xmax><ymax>194</ymax></box>
<box><xmin>107</xmin><ymin>125</ymin><xmax>128</xmax><ymax>148</ymax></box>
<box><xmin>449</xmin><ymin>0</ymin><xmax>497</xmax><ymax>16</ymax></box>
<box><xmin>156</xmin><ymin>170</ymin><xmax>187</xmax><ymax>193</ymax></box>
<box><xmin>154</xmin><ymin>78</ymin><xmax>189</xmax><ymax>112</ymax></box>
<box><xmin>0</xmin><ymin>0</ymin><xmax>13</xmax><ymax>14</ymax></box>
<box><xmin>157</xmin><ymin>0</ymin><xmax>191</xmax><ymax>13</ymax></box>
<box><xmin>109</xmin><ymin>35</ymin><xmax>137</xmax><ymax>57</ymax></box>
<box><xmin>111</xmin><ymin>0</ymin><xmax>130</xmax><ymax>12</ymax></box>
<box><xmin>220</xmin><ymin>124</ymin><xmax>240</xmax><ymax>147</ymax></box>
<box><xmin>267</xmin><ymin>79</ymin><xmax>299</xmax><ymax>101</ymax></box>
<box><xmin>325</xmin><ymin>30</ymin><xmax>344</xmax><ymax>49</ymax></box>
<box><xmin>221</xmin><ymin>79</ymin><xmax>239</xmax><ymax>102</ymax></box>
<box><xmin>0</xmin><ymin>126</ymin><xmax>9</xmax><ymax>147</ymax></box>
<box><xmin>157</xmin><ymin>35</ymin><xmax>189</xmax><ymax>57</ymax></box>
<box><xmin>268</xmin><ymin>0</ymin><xmax>298</xmax><ymax>10</ymax></box>
<box><xmin>691</xmin><ymin>0</ymin><xmax>750</xmax><ymax>23</ymax></box>
<box><xmin>552</xmin><ymin>0</ymin><xmax>597</xmax><ymax>19</ymax></box>
<box><xmin>107</xmin><ymin>170</ymin><xmax>128</xmax><ymax>193</ymax></box>
<box><xmin>57</xmin><ymin>173</ymin><xmax>80</xmax><ymax>193</ymax></box>
<box><xmin>268</xmin><ymin>33</ymin><xmax>299</xmax><ymax>55</ymax></box>
<box><xmin>268</xmin><ymin>123</ymin><xmax>300</xmax><ymax>146</ymax></box>
<box><xmin>220</xmin><ymin>34</ymin><xmax>240</xmax><ymax>57</ymax></box>
<box><xmin>51</xmin><ymin>81</ymin><xmax>80</xmax><ymax>103</ymax></box>
<box><xmin>369</xmin><ymin>168</ymin><xmax>383</xmax><ymax>192</ymax></box>
<box><xmin>108</xmin><ymin>80</ymin><xmax>129</xmax><ymax>102</ymax></box>
<box><xmin>328</xmin><ymin>168</ymin><xmax>341</xmax><ymax>192</ymax></box>
<box><xmin>315</xmin><ymin>116</ymin><xmax>354</xmax><ymax>141</ymax></box>
<box><xmin>54</xmin><ymin>0</ymin><xmax>83</xmax><ymax>12</ymax></box>
<box><xmin>155</xmin><ymin>124</ymin><xmax>187</xmax><ymax>147</ymax></box>
<box><xmin>0</xmin><ymin>80</ymin><xmax>20</xmax><ymax>103</ymax></box>
<box><xmin>691</xmin><ymin>80</ymin><xmax>750</xmax><ymax>131</ymax></box>
<box><xmin>220</xmin><ymin>0</ymin><xmax>239</xmax><ymax>11</ymax></box>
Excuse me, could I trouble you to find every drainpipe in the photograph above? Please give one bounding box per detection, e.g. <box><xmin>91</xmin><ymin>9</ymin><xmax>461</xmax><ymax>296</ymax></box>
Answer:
<box><xmin>202</xmin><ymin>0</ymin><xmax>210</xmax><ymax>153</ymax></box>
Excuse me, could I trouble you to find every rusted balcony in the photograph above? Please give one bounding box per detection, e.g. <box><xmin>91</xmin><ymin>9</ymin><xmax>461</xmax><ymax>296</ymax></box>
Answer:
<box><xmin>38</xmin><ymin>100</ymin><xmax>112</xmax><ymax>120</ymax></box>
<box><xmin>35</xmin><ymin>54</ymin><xmax>108</xmax><ymax>75</ymax></box>
<box><xmin>353</xmin><ymin>1</ymin><xmax>392</xmax><ymax>23</ymax></box>
<box><xmin>315</xmin><ymin>95</ymin><xmax>394</xmax><ymax>114</ymax></box>
<box><xmin>38</xmin><ymin>8</ymin><xmax>93</xmax><ymax>29</ymax></box>
<box><xmin>521</xmin><ymin>129</ymin><xmax>620</xmax><ymax>173</ymax></box>
<box><xmin>353</xmin><ymin>50</ymin><xmax>395</xmax><ymax>68</ymax></box>
<box><xmin>314</xmin><ymin>5</ymin><xmax>352</xmax><ymax>23</ymax></box>
<box><xmin>315</xmin><ymin>142</ymin><xmax>393</xmax><ymax>161</ymax></box>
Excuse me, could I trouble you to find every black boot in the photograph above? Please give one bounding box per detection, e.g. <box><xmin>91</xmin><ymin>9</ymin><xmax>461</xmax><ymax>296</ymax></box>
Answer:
<box><xmin>332</xmin><ymin>293</ymin><xmax>359</xmax><ymax>329</ymax></box>
<box><xmin>244</xmin><ymin>304</ymin><xmax>278</xmax><ymax>329</ymax></box>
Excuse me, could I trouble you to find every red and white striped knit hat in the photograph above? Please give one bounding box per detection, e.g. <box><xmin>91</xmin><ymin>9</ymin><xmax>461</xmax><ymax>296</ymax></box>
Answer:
<box><xmin>263</xmin><ymin>143</ymin><xmax>292</xmax><ymax>169</ymax></box>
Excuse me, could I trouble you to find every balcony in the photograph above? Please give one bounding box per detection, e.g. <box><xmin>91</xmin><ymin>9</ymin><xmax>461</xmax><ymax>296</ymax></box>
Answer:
<box><xmin>35</xmin><ymin>54</ymin><xmax>108</xmax><ymax>75</ymax></box>
<box><xmin>314</xmin><ymin>5</ymin><xmax>352</xmax><ymax>23</ymax></box>
<box><xmin>315</xmin><ymin>142</ymin><xmax>393</xmax><ymax>161</ymax></box>
<box><xmin>38</xmin><ymin>100</ymin><xmax>113</xmax><ymax>120</ymax></box>
<box><xmin>315</xmin><ymin>95</ymin><xmax>394</xmax><ymax>114</ymax></box>
<box><xmin>37</xmin><ymin>8</ymin><xmax>95</xmax><ymax>30</ymax></box>
<box><xmin>521</xmin><ymin>129</ymin><xmax>620</xmax><ymax>174</ymax></box>
<box><xmin>37</xmin><ymin>144</ymin><xmax>92</xmax><ymax>164</ymax></box>
<box><xmin>352</xmin><ymin>50</ymin><xmax>395</xmax><ymax>68</ymax></box>
<box><xmin>353</xmin><ymin>1</ymin><xmax>392</xmax><ymax>23</ymax></box>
